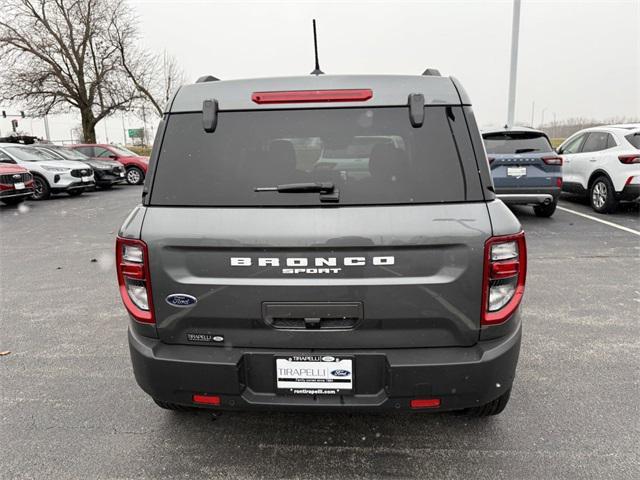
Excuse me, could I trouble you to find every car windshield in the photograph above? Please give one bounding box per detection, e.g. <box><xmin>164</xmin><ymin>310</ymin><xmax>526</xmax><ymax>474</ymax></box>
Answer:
<box><xmin>625</xmin><ymin>132</ymin><xmax>640</xmax><ymax>149</ymax></box>
<box><xmin>4</xmin><ymin>146</ymin><xmax>60</xmax><ymax>162</ymax></box>
<box><xmin>483</xmin><ymin>132</ymin><xmax>553</xmax><ymax>154</ymax></box>
<box><xmin>150</xmin><ymin>106</ymin><xmax>483</xmax><ymax>207</ymax></box>
<box><xmin>45</xmin><ymin>146</ymin><xmax>90</xmax><ymax>161</ymax></box>
<box><xmin>110</xmin><ymin>145</ymin><xmax>138</xmax><ymax>157</ymax></box>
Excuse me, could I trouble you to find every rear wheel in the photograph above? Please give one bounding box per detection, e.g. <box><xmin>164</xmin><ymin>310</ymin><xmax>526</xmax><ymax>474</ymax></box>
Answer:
<box><xmin>590</xmin><ymin>176</ymin><xmax>617</xmax><ymax>213</ymax></box>
<box><xmin>126</xmin><ymin>166</ymin><xmax>144</xmax><ymax>185</ymax></box>
<box><xmin>464</xmin><ymin>388</ymin><xmax>511</xmax><ymax>417</ymax></box>
<box><xmin>67</xmin><ymin>189</ymin><xmax>84</xmax><ymax>197</ymax></box>
<box><xmin>1</xmin><ymin>196</ymin><xmax>25</xmax><ymax>206</ymax></box>
<box><xmin>31</xmin><ymin>176</ymin><xmax>51</xmax><ymax>200</ymax></box>
<box><xmin>533</xmin><ymin>200</ymin><xmax>557</xmax><ymax>217</ymax></box>
<box><xmin>153</xmin><ymin>398</ymin><xmax>192</xmax><ymax>412</ymax></box>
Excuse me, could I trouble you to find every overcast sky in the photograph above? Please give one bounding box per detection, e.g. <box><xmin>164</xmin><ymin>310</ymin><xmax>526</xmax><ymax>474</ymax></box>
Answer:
<box><xmin>2</xmin><ymin>0</ymin><xmax>639</xmax><ymax>142</ymax></box>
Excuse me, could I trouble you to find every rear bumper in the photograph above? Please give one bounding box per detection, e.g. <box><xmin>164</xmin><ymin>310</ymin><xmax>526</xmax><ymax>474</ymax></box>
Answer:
<box><xmin>496</xmin><ymin>186</ymin><xmax>560</xmax><ymax>205</ymax></box>
<box><xmin>128</xmin><ymin>322</ymin><xmax>521</xmax><ymax>412</ymax></box>
<box><xmin>617</xmin><ymin>184</ymin><xmax>640</xmax><ymax>202</ymax></box>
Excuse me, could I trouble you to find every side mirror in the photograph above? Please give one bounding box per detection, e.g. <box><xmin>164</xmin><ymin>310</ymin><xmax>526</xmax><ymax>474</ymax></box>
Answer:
<box><xmin>0</xmin><ymin>158</ymin><xmax>16</xmax><ymax>164</ymax></box>
<box><xmin>109</xmin><ymin>154</ymin><xmax>118</xmax><ymax>159</ymax></box>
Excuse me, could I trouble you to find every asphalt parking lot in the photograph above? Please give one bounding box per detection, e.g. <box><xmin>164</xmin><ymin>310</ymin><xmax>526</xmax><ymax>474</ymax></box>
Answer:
<box><xmin>1</xmin><ymin>187</ymin><xmax>638</xmax><ymax>479</ymax></box>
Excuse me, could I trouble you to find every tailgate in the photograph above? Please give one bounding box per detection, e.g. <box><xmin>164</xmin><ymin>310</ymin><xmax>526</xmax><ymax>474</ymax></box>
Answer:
<box><xmin>143</xmin><ymin>204</ymin><xmax>491</xmax><ymax>349</ymax></box>
<box><xmin>491</xmin><ymin>154</ymin><xmax>560</xmax><ymax>188</ymax></box>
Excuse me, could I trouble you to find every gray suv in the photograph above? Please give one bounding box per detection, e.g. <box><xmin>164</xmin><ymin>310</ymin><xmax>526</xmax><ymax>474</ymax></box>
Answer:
<box><xmin>117</xmin><ymin>71</ymin><xmax>526</xmax><ymax>416</ymax></box>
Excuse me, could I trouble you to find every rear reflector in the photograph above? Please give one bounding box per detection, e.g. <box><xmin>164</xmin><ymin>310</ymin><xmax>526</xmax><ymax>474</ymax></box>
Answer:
<box><xmin>193</xmin><ymin>394</ymin><xmax>221</xmax><ymax>406</ymax></box>
<box><xmin>410</xmin><ymin>398</ymin><xmax>441</xmax><ymax>409</ymax></box>
<box><xmin>252</xmin><ymin>89</ymin><xmax>373</xmax><ymax>104</ymax></box>
<box><xmin>542</xmin><ymin>156</ymin><xmax>563</xmax><ymax>165</ymax></box>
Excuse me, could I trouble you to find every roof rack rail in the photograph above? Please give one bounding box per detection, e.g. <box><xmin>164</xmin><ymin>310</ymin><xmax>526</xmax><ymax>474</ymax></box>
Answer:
<box><xmin>196</xmin><ymin>75</ymin><xmax>220</xmax><ymax>83</ymax></box>
<box><xmin>422</xmin><ymin>68</ymin><xmax>441</xmax><ymax>76</ymax></box>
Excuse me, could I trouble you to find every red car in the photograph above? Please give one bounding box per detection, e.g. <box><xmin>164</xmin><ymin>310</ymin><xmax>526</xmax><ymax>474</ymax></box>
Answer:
<box><xmin>70</xmin><ymin>144</ymin><xmax>149</xmax><ymax>185</ymax></box>
<box><xmin>0</xmin><ymin>162</ymin><xmax>35</xmax><ymax>205</ymax></box>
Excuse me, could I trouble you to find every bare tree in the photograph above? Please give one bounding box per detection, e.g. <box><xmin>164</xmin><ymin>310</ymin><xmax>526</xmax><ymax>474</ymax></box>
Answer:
<box><xmin>0</xmin><ymin>0</ymin><xmax>179</xmax><ymax>142</ymax></box>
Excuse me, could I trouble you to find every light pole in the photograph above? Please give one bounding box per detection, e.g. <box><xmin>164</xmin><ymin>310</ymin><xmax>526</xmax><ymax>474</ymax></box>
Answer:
<box><xmin>506</xmin><ymin>0</ymin><xmax>522</xmax><ymax>128</ymax></box>
<box><xmin>541</xmin><ymin>108</ymin><xmax>548</xmax><ymax>129</ymax></box>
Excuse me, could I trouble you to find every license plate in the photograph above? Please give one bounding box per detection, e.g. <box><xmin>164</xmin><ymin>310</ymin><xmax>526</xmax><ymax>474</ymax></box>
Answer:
<box><xmin>275</xmin><ymin>355</ymin><xmax>354</xmax><ymax>395</ymax></box>
<box><xmin>507</xmin><ymin>166</ymin><xmax>527</xmax><ymax>177</ymax></box>
<box><xmin>13</xmin><ymin>182</ymin><xmax>25</xmax><ymax>190</ymax></box>
<box><xmin>81</xmin><ymin>176</ymin><xmax>91</xmax><ymax>182</ymax></box>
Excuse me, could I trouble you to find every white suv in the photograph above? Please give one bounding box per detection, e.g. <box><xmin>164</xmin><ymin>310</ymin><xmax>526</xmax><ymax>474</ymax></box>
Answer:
<box><xmin>0</xmin><ymin>143</ymin><xmax>95</xmax><ymax>200</ymax></box>
<box><xmin>557</xmin><ymin>125</ymin><xmax>640</xmax><ymax>213</ymax></box>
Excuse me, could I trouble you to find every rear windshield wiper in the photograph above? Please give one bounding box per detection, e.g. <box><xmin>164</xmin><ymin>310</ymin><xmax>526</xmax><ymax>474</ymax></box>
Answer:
<box><xmin>255</xmin><ymin>182</ymin><xmax>339</xmax><ymax>202</ymax></box>
<box><xmin>514</xmin><ymin>148</ymin><xmax>538</xmax><ymax>153</ymax></box>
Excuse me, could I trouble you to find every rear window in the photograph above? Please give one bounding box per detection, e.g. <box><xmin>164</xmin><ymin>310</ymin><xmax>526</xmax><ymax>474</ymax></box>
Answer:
<box><xmin>483</xmin><ymin>132</ymin><xmax>552</xmax><ymax>154</ymax></box>
<box><xmin>625</xmin><ymin>132</ymin><xmax>640</xmax><ymax>149</ymax></box>
<box><xmin>150</xmin><ymin>106</ymin><xmax>482</xmax><ymax>206</ymax></box>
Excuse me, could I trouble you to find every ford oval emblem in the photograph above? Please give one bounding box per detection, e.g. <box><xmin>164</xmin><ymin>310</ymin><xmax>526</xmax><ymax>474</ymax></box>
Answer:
<box><xmin>165</xmin><ymin>294</ymin><xmax>197</xmax><ymax>307</ymax></box>
<box><xmin>331</xmin><ymin>369</ymin><xmax>350</xmax><ymax>377</ymax></box>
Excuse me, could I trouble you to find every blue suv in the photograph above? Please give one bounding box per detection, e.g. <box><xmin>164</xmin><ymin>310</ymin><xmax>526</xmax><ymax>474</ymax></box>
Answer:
<box><xmin>482</xmin><ymin>128</ymin><xmax>562</xmax><ymax>217</ymax></box>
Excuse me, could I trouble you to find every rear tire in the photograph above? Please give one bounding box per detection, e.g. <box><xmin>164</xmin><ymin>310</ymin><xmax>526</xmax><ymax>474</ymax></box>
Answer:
<box><xmin>31</xmin><ymin>175</ymin><xmax>51</xmax><ymax>200</ymax></box>
<box><xmin>464</xmin><ymin>388</ymin><xmax>511</xmax><ymax>417</ymax></box>
<box><xmin>126</xmin><ymin>166</ymin><xmax>144</xmax><ymax>185</ymax></box>
<box><xmin>67</xmin><ymin>189</ymin><xmax>84</xmax><ymax>197</ymax></box>
<box><xmin>153</xmin><ymin>398</ymin><xmax>192</xmax><ymax>412</ymax></box>
<box><xmin>533</xmin><ymin>200</ymin><xmax>557</xmax><ymax>217</ymax></box>
<box><xmin>1</xmin><ymin>196</ymin><xmax>25</xmax><ymax>206</ymax></box>
<box><xmin>589</xmin><ymin>176</ymin><xmax>618</xmax><ymax>213</ymax></box>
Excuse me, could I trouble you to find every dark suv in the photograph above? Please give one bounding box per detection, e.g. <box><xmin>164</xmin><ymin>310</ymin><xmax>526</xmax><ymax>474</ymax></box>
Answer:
<box><xmin>117</xmin><ymin>72</ymin><xmax>527</xmax><ymax>416</ymax></box>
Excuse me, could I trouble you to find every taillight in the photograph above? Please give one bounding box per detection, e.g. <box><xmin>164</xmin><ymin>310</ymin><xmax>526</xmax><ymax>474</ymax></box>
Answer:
<box><xmin>116</xmin><ymin>237</ymin><xmax>154</xmax><ymax>324</ymax></box>
<box><xmin>481</xmin><ymin>232</ymin><xmax>527</xmax><ymax>326</ymax></box>
<box><xmin>556</xmin><ymin>177</ymin><xmax>563</xmax><ymax>188</ymax></box>
<box><xmin>618</xmin><ymin>154</ymin><xmax>640</xmax><ymax>164</ymax></box>
<box><xmin>251</xmin><ymin>89</ymin><xmax>373</xmax><ymax>104</ymax></box>
<box><xmin>542</xmin><ymin>156</ymin><xmax>563</xmax><ymax>165</ymax></box>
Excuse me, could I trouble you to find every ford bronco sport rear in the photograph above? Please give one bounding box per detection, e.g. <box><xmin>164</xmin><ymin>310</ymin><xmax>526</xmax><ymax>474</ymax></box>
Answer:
<box><xmin>118</xmin><ymin>72</ymin><xmax>526</xmax><ymax>416</ymax></box>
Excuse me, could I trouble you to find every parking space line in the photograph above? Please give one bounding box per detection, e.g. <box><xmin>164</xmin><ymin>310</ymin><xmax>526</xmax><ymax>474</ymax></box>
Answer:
<box><xmin>556</xmin><ymin>206</ymin><xmax>640</xmax><ymax>236</ymax></box>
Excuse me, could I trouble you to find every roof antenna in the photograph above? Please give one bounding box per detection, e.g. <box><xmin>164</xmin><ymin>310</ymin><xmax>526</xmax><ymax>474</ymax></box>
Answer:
<box><xmin>310</xmin><ymin>19</ymin><xmax>324</xmax><ymax>75</ymax></box>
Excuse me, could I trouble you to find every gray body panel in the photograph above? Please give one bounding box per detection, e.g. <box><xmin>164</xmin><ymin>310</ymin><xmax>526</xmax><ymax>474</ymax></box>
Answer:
<box><xmin>142</xmin><ymin>203</ymin><xmax>493</xmax><ymax>349</ymax></box>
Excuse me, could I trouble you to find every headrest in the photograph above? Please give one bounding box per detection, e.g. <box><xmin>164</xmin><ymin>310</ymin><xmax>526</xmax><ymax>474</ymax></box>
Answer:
<box><xmin>268</xmin><ymin>139</ymin><xmax>296</xmax><ymax>172</ymax></box>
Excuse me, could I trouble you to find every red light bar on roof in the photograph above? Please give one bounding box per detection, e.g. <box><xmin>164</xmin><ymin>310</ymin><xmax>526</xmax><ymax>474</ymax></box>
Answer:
<box><xmin>251</xmin><ymin>89</ymin><xmax>373</xmax><ymax>104</ymax></box>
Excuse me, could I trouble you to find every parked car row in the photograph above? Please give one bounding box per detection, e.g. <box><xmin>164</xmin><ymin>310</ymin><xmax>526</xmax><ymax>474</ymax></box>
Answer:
<box><xmin>0</xmin><ymin>143</ymin><xmax>149</xmax><ymax>205</ymax></box>
<box><xmin>481</xmin><ymin>124</ymin><xmax>640</xmax><ymax>215</ymax></box>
